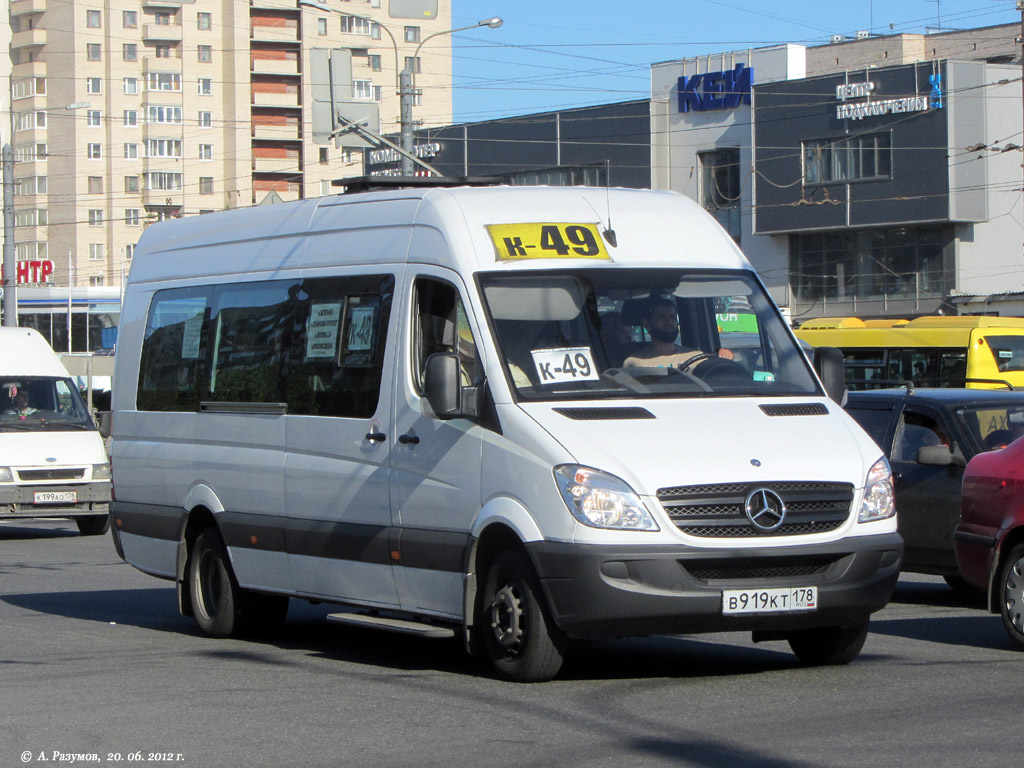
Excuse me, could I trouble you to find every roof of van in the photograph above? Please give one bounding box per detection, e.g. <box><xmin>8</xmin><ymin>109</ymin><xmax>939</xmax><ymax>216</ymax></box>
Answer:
<box><xmin>0</xmin><ymin>327</ymin><xmax>70</xmax><ymax>378</ymax></box>
<box><xmin>127</xmin><ymin>185</ymin><xmax>750</xmax><ymax>285</ymax></box>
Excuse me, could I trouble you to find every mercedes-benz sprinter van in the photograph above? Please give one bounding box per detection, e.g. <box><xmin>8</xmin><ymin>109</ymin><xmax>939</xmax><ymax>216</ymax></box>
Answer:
<box><xmin>111</xmin><ymin>182</ymin><xmax>902</xmax><ymax>681</ymax></box>
<box><xmin>0</xmin><ymin>327</ymin><xmax>111</xmax><ymax>535</ymax></box>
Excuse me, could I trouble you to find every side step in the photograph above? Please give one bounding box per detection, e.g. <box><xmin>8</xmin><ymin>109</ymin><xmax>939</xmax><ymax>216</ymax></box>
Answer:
<box><xmin>327</xmin><ymin>612</ymin><xmax>456</xmax><ymax>639</ymax></box>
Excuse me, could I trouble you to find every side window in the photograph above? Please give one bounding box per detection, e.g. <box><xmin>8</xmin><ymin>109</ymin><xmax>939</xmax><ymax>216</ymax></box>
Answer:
<box><xmin>846</xmin><ymin>407</ymin><xmax>892</xmax><ymax>448</ymax></box>
<box><xmin>286</xmin><ymin>274</ymin><xmax>394</xmax><ymax>418</ymax></box>
<box><xmin>412</xmin><ymin>278</ymin><xmax>477</xmax><ymax>393</ymax></box>
<box><xmin>138</xmin><ymin>287</ymin><xmax>211</xmax><ymax>411</ymax></box>
<box><xmin>893</xmin><ymin>411</ymin><xmax>949</xmax><ymax>462</ymax></box>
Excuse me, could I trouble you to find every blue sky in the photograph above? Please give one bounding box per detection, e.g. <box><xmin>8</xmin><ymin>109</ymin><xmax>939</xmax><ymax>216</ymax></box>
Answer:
<box><xmin>448</xmin><ymin>0</ymin><xmax>1020</xmax><ymax>122</ymax></box>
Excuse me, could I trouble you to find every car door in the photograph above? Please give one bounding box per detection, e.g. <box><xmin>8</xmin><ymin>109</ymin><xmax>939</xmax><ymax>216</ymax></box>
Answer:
<box><xmin>389</xmin><ymin>270</ymin><xmax>484</xmax><ymax>618</ymax></box>
<box><xmin>889</xmin><ymin>404</ymin><xmax>964</xmax><ymax>572</ymax></box>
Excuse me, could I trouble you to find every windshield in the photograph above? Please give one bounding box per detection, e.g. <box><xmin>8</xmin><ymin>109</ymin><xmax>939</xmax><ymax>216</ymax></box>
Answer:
<box><xmin>479</xmin><ymin>269</ymin><xmax>820</xmax><ymax>401</ymax></box>
<box><xmin>0</xmin><ymin>377</ymin><xmax>95</xmax><ymax>432</ymax></box>
<box><xmin>956</xmin><ymin>404</ymin><xmax>1024</xmax><ymax>453</ymax></box>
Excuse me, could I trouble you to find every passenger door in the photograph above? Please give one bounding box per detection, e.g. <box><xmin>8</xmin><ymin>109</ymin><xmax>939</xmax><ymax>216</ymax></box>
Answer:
<box><xmin>889</xmin><ymin>405</ymin><xmax>964</xmax><ymax>572</ymax></box>
<box><xmin>389</xmin><ymin>271</ymin><xmax>484</xmax><ymax>618</ymax></box>
<box><xmin>283</xmin><ymin>273</ymin><xmax>400</xmax><ymax>606</ymax></box>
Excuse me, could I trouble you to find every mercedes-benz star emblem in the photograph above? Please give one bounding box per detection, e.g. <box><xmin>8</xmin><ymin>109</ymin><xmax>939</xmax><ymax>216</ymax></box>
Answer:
<box><xmin>744</xmin><ymin>488</ymin><xmax>786</xmax><ymax>532</ymax></box>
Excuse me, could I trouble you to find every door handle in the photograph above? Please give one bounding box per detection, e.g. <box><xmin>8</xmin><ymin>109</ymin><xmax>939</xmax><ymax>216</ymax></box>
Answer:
<box><xmin>398</xmin><ymin>433</ymin><xmax>420</xmax><ymax>445</ymax></box>
<box><xmin>365</xmin><ymin>430</ymin><xmax>386</xmax><ymax>443</ymax></box>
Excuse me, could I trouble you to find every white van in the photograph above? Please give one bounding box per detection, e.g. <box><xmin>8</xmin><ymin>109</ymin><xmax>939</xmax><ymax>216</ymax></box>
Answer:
<box><xmin>0</xmin><ymin>327</ymin><xmax>112</xmax><ymax>535</ymax></box>
<box><xmin>111</xmin><ymin>182</ymin><xmax>902</xmax><ymax>681</ymax></box>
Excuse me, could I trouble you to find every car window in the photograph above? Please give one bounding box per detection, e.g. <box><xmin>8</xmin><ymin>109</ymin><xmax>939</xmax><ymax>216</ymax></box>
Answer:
<box><xmin>846</xmin><ymin>406</ymin><xmax>892</xmax><ymax>448</ymax></box>
<box><xmin>893</xmin><ymin>411</ymin><xmax>949</xmax><ymax>462</ymax></box>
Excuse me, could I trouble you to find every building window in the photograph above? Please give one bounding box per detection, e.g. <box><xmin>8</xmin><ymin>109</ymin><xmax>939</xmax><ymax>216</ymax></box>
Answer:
<box><xmin>319</xmin><ymin>148</ymin><xmax>328</xmax><ymax>165</ymax></box>
<box><xmin>197</xmin><ymin>12</ymin><xmax>212</xmax><ymax>30</ymax></box>
<box><xmin>124</xmin><ymin>110</ymin><xmax>138</xmax><ymax>127</ymax></box>
<box><xmin>341</xmin><ymin>15</ymin><xmax>371</xmax><ymax>34</ymax></box>
<box><xmin>14</xmin><ymin>176</ymin><xmax>47</xmax><ymax>195</ymax></box>
<box><xmin>15</xmin><ymin>242</ymin><xmax>47</xmax><ymax>261</ymax></box>
<box><xmin>155</xmin><ymin>12</ymin><xmax>172</xmax><ymax>25</ymax></box>
<box><xmin>126</xmin><ymin>244</ymin><xmax>135</xmax><ymax>261</ymax></box>
<box><xmin>148</xmin><ymin>72</ymin><xmax>181</xmax><ymax>92</ymax></box>
<box><xmin>199</xmin><ymin>144</ymin><xmax>213</xmax><ymax>160</ymax></box>
<box><xmin>123</xmin><ymin>10</ymin><xmax>137</xmax><ymax>28</ymax></box>
<box><xmin>89</xmin><ymin>243</ymin><xmax>104</xmax><ymax>261</ymax></box>
<box><xmin>404</xmin><ymin>56</ymin><xmax>421</xmax><ymax>74</ymax></box>
<box><xmin>125</xmin><ymin>209</ymin><xmax>141</xmax><ymax>226</ymax></box>
<box><xmin>13</xmin><ymin>209</ymin><xmax>47</xmax><ymax>227</ymax></box>
<box><xmin>320</xmin><ymin>180</ymin><xmax>331</xmax><ymax>196</ymax></box>
<box><xmin>803</xmin><ymin>133</ymin><xmax>892</xmax><ymax>184</ymax></box>
<box><xmin>368</xmin><ymin>54</ymin><xmax>381</xmax><ymax>71</ymax></box>
<box><xmin>14</xmin><ymin>111</ymin><xmax>46</xmax><ymax>131</ymax></box>
<box><xmin>89</xmin><ymin>209</ymin><xmax>103</xmax><ymax>226</ymax></box>
<box><xmin>146</xmin><ymin>139</ymin><xmax>182</xmax><ymax>158</ymax></box>
<box><xmin>144</xmin><ymin>172</ymin><xmax>183</xmax><ymax>190</ymax></box>
<box><xmin>148</xmin><ymin>105</ymin><xmax>182</xmax><ymax>124</ymax></box>
<box><xmin>12</xmin><ymin>77</ymin><xmax>45</xmax><ymax>99</ymax></box>
<box><xmin>85</xmin><ymin>110</ymin><xmax>101</xmax><ymax>127</ymax></box>
<box><xmin>198</xmin><ymin>45</ymin><xmax>212</xmax><ymax>63</ymax></box>
<box><xmin>86</xmin><ymin>77</ymin><xmax>102</xmax><ymax>94</ymax></box>
<box><xmin>404</xmin><ymin>26</ymin><xmax>420</xmax><ymax>43</ymax></box>
<box><xmin>124</xmin><ymin>77</ymin><xmax>138</xmax><ymax>95</ymax></box>
<box><xmin>124</xmin><ymin>144</ymin><xmax>139</xmax><ymax>160</ymax></box>
<box><xmin>90</xmin><ymin>275</ymin><xmax>105</xmax><ymax>287</ymax></box>
<box><xmin>698</xmin><ymin>148</ymin><xmax>741</xmax><ymax>243</ymax></box>
<box><xmin>88</xmin><ymin>177</ymin><xmax>104</xmax><ymax>194</ymax></box>
<box><xmin>155</xmin><ymin>45</ymin><xmax>172</xmax><ymax>58</ymax></box>
<box><xmin>318</xmin><ymin>18</ymin><xmax>327</xmax><ymax>35</ymax></box>
<box><xmin>87</xmin><ymin>44</ymin><xmax>102</xmax><ymax>62</ymax></box>
<box><xmin>14</xmin><ymin>143</ymin><xmax>47</xmax><ymax>162</ymax></box>
<box><xmin>199</xmin><ymin>177</ymin><xmax>214</xmax><ymax>195</ymax></box>
<box><xmin>124</xmin><ymin>175</ymin><xmax>140</xmax><ymax>192</ymax></box>
<box><xmin>198</xmin><ymin>111</ymin><xmax>213</xmax><ymax>128</ymax></box>
<box><xmin>198</xmin><ymin>78</ymin><xmax>212</xmax><ymax>95</ymax></box>
<box><xmin>123</xmin><ymin>43</ymin><xmax>137</xmax><ymax>61</ymax></box>
<box><xmin>353</xmin><ymin>80</ymin><xmax>372</xmax><ymax>100</ymax></box>
<box><xmin>86</xmin><ymin>10</ymin><xmax>101</xmax><ymax>28</ymax></box>
<box><xmin>371</xmin><ymin>23</ymin><xmax>381</xmax><ymax>40</ymax></box>
<box><xmin>87</xmin><ymin>143</ymin><xmax>102</xmax><ymax>160</ymax></box>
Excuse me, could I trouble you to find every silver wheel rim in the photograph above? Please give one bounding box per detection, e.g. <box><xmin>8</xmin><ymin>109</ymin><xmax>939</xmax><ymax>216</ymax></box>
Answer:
<box><xmin>489</xmin><ymin>582</ymin><xmax>524</xmax><ymax>657</ymax></box>
<box><xmin>1004</xmin><ymin>556</ymin><xmax>1024</xmax><ymax>635</ymax></box>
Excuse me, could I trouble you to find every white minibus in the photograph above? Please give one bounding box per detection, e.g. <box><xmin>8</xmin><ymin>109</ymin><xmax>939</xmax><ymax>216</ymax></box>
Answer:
<box><xmin>111</xmin><ymin>181</ymin><xmax>902</xmax><ymax>681</ymax></box>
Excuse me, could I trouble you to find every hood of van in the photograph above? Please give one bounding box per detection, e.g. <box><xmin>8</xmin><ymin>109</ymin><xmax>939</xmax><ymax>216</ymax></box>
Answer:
<box><xmin>517</xmin><ymin>398</ymin><xmax>877</xmax><ymax>496</ymax></box>
<box><xmin>0</xmin><ymin>430</ymin><xmax>107</xmax><ymax>468</ymax></box>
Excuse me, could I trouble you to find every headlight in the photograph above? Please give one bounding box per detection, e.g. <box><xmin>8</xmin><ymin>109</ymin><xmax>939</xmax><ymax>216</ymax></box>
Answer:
<box><xmin>0</xmin><ymin>467</ymin><xmax>11</xmax><ymax>482</ymax></box>
<box><xmin>859</xmin><ymin>457</ymin><xmax>895</xmax><ymax>523</ymax></box>
<box><xmin>92</xmin><ymin>463</ymin><xmax>111</xmax><ymax>480</ymax></box>
<box><xmin>554</xmin><ymin>465</ymin><xmax>659</xmax><ymax>531</ymax></box>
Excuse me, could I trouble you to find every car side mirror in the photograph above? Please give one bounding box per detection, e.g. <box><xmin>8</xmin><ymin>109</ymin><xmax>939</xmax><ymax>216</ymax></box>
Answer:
<box><xmin>917</xmin><ymin>444</ymin><xmax>967</xmax><ymax>468</ymax></box>
<box><xmin>97</xmin><ymin>411</ymin><xmax>112</xmax><ymax>439</ymax></box>
<box><xmin>813</xmin><ymin>346</ymin><xmax>847</xmax><ymax>406</ymax></box>
<box><xmin>424</xmin><ymin>353</ymin><xmax>462</xmax><ymax>419</ymax></box>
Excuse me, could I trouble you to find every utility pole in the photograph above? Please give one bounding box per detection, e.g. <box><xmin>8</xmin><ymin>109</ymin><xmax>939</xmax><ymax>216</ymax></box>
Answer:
<box><xmin>400</xmin><ymin>68</ymin><xmax>416</xmax><ymax>176</ymax></box>
<box><xmin>2</xmin><ymin>144</ymin><xmax>15</xmax><ymax>327</ymax></box>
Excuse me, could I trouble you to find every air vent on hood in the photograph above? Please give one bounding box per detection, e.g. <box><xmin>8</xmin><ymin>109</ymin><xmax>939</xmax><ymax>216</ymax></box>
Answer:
<box><xmin>553</xmin><ymin>407</ymin><xmax>655</xmax><ymax>421</ymax></box>
<box><xmin>759</xmin><ymin>403</ymin><xmax>829</xmax><ymax>417</ymax></box>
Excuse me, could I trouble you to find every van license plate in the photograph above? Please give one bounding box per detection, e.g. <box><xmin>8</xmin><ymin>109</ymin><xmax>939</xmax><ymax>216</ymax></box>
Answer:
<box><xmin>34</xmin><ymin>491</ymin><xmax>77</xmax><ymax>504</ymax></box>
<box><xmin>722</xmin><ymin>587</ymin><xmax>817</xmax><ymax>614</ymax></box>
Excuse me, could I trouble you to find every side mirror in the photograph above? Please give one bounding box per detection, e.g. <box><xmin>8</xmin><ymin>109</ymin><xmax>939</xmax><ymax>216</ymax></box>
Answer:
<box><xmin>97</xmin><ymin>411</ymin><xmax>112</xmax><ymax>439</ymax></box>
<box><xmin>813</xmin><ymin>346</ymin><xmax>848</xmax><ymax>406</ymax></box>
<box><xmin>424</xmin><ymin>353</ymin><xmax>461</xmax><ymax>419</ymax></box>
<box><xmin>917</xmin><ymin>444</ymin><xmax>967</xmax><ymax>467</ymax></box>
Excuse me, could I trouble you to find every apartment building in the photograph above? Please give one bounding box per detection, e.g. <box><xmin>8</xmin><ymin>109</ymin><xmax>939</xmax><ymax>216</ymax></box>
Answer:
<box><xmin>7</xmin><ymin>0</ymin><xmax>453</xmax><ymax>290</ymax></box>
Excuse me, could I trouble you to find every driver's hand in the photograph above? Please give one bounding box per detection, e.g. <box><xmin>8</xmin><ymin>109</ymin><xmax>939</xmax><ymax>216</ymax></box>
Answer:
<box><xmin>718</xmin><ymin>348</ymin><xmax>734</xmax><ymax>360</ymax></box>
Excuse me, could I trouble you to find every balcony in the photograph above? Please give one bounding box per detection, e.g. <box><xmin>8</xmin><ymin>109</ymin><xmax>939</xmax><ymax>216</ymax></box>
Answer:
<box><xmin>253</xmin><ymin>124</ymin><xmax>300</xmax><ymax>140</ymax></box>
<box><xmin>11</xmin><ymin>28</ymin><xmax>46</xmax><ymax>49</ymax></box>
<box><xmin>11</xmin><ymin>60</ymin><xmax>46</xmax><ymax>78</ymax></box>
<box><xmin>253</xmin><ymin>157</ymin><xmax>300</xmax><ymax>173</ymax></box>
<box><xmin>251</xmin><ymin>58</ymin><xmax>299</xmax><ymax>76</ymax></box>
<box><xmin>142</xmin><ymin>189</ymin><xmax>183</xmax><ymax>207</ymax></box>
<box><xmin>251</xmin><ymin>0</ymin><xmax>299</xmax><ymax>9</ymax></box>
<box><xmin>143</xmin><ymin>56</ymin><xmax>182</xmax><ymax>74</ymax></box>
<box><xmin>143</xmin><ymin>24</ymin><xmax>183</xmax><ymax>42</ymax></box>
<box><xmin>11</xmin><ymin>0</ymin><xmax>46</xmax><ymax>16</ymax></box>
<box><xmin>250</xmin><ymin>25</ymin><xmax>299</xmax><ymax>43</ymax></box>
<box><xmin>142</xmin><ymin>157</ymin><xmax>184</xmax><ymax>173</ymax></box>
<box><xmin>252</xmin><ymin>91</ymin><xmax>300</xmax><ymax>108</ymax></box>
<box><xmin>141</xmin><ymin>88</ymin><xmax>184</xmax><ymax>106</ymax></box>
<box><xmin>142</xmin><ymin>122</ymin><xmax>185</xmax><ymax>140</ymax></box>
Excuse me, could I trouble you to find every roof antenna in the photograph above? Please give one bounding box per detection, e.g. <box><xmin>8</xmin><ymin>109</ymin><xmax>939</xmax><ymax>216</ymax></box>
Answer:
<box><xmin>602</xmin><ymin>159</ymin><xmax>617</xmax><ymax>247</ymax></box>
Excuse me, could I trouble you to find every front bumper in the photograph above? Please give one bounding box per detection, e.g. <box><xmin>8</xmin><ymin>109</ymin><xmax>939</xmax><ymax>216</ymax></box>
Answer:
<box><xmin>527</xmin><ymin>532</ymin><xmax>903</xmax><ymax>640</ymax></box>
<box><xmin>0</xmin><ymin>482</ymin><xmax>112</xmax><ymax>519</ymax></box>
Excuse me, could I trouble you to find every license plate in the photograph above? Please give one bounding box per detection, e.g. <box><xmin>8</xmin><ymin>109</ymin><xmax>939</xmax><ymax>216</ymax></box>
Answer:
<box><xmin>33</xmin><ymin>491</ymin><xmax>77</xmax><ymax>504</ymax></box>
<box><xmin>722</xmin><ymin>587</ymin><xmax>817</xmax><ymax>614</ymax></box>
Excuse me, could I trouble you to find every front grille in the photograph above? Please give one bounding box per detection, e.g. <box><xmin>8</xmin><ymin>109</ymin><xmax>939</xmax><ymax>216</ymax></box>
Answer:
<box><xmin>658</xmin><ymin>481</ymin><xmax>853</xmax><ymax>538</ymax></box>
<box><xmin>684</xmin><ymin>554</ymin><xmax>842</xmax><ymax>582</ymax></box>
<box><xmin>17</xmin><ymin>468</ymin><xmax>86</xmax><ymax>482</ymax></box>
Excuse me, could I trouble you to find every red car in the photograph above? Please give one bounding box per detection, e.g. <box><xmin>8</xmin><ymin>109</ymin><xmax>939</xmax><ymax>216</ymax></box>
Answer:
<box><xmin>956</xmin><ymin>434</ymin><xmax>1024</xmax><ymax>648</ymax></box>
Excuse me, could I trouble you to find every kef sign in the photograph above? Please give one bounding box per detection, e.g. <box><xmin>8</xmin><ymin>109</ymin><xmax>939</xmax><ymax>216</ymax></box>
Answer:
<box><xmin>677</xmin><ymin>64</ymin><xmax>753</xmax><ymax>113</ymax></box>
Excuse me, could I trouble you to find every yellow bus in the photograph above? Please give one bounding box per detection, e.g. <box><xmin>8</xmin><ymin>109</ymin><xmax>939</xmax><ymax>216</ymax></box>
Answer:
<box><xmin>794</xmin><ymin>316</ymin><xmax>1024</xmax><ymax>390</ymax></box>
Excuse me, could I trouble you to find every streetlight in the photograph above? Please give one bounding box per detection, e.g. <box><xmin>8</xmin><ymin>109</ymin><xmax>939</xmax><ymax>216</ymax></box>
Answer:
<box><xmin>298</xmin><ymin>0</ymin><xmax>402</xmax><ymax>92</ymax></box>
<box><xmin>3</xmin><ymin>101</ymin><xmax>90</xmax><ymax>328</ymax></box>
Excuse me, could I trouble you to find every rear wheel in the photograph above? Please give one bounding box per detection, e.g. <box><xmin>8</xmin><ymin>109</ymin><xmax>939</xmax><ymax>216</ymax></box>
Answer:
<box><xmin>787</xmin><ymin>620</ymin><xmax>870</xmax><ymax>666</ymax></box>
<box><xmin>998</xmin><ymin>544</ymin><xmax>1024</xmax><ymax>650</ymax></box>
<box><xmin>189</xmin><ymin>529</ymin><xmax>244</xmax><ymax>637</ymax></box>
<box><xmin>75</xmin><ymin>515</ymin><xmax>110</xmax><ymax>536</ymax></box>
<box><xmin>482</xmin><ymin>550</ymin><xmax>566</xmax><ymax>682</ymax></box>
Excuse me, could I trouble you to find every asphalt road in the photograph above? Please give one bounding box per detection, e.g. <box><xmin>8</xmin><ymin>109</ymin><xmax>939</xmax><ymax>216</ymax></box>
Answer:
<box><xmin>0</xmin><ymin>520</ymin><xmax>1017</xmax><ymax>768</ymax></box>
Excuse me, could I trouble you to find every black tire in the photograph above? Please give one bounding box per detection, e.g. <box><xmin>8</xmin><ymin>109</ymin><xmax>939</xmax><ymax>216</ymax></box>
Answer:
<box><xmin>482</xmin><ymin>550</ymin><xmax>566</xmax><ymax>682</ymax></box>
<box><xmin>787</xmin><ymin>620</ymin><xmax>870</xmax><ymax>666</ymax></box>
<box><xmin>188</xmin><ymin>529</ymin><xmax>244</xmax><ymax>637</ymax></box>
<box><xmin>997</xmin><ymin>543</ymin><xmax>1024</xmax><ymax>650</ymax></box>
<box><xmin>75</xmin><ymin>515</ymin><xmax>110</xmax><ymax>536</ymax></box>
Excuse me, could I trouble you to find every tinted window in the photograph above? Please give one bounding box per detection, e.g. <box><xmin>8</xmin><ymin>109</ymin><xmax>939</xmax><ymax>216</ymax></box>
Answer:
<box><xmin>138</xmin><ymin>286</ymin><xmax>211</xmax><ymax>411</ymax></box>
<box><xmin>846</xmin><ymin>406</ymin><xmax>891</xmax><ymax>447</ymax></box>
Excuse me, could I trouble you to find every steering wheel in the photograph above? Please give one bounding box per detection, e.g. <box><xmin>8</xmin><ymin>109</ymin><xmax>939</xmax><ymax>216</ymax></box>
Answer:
<box><xmin>677</xmin><ymin>353</ymin><xmax>718</xmax><ymax>373</ymax></box>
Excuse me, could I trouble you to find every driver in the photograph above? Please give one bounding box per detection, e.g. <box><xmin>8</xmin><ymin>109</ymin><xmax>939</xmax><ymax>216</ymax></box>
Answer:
<box><xmin>5</xmin><ymin>390</ymin><xmax>37</xmax><ymax>416</ymax></box>
<box><xmin>623</xmin><ymin>295</ymin><xmax>733</xmax><ymax>369</ymax></box>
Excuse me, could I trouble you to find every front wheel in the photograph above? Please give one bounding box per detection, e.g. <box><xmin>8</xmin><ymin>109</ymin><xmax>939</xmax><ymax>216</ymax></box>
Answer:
<box><xmin>482</xmin><ymin>550</ymin><xmax>566</xmax><ymax>683</ymax></box>
<box><xmin>998</xmin><ymin>544</ymin><xmax>1024</xmax><ymax>650</ymax></box>
<box><xmin>787</xmin><ymin>620</ymin><xmax>870</xmax><ymax>666</ymax></box>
